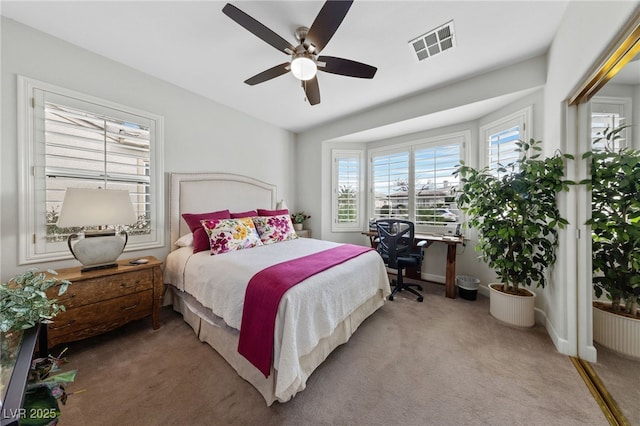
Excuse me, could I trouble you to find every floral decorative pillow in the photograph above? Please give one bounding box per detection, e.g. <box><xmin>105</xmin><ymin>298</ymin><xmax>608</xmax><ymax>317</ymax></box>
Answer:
<box><xmin>252</xmin><ymin>214</ymin><xmax>298</xmax><ymax>245</ymax></box>
<box><xmin>182</xmin><ymin>210</ymin><xmax>231</xmax><ymax>253</ymax></box>
<box><xmin>200</xmin><ymin>217</ymin><xmax>263</xmax><ymax>255</ymax></box>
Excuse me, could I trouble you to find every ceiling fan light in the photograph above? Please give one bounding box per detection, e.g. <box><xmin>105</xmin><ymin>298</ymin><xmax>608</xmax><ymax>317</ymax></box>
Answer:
<box><xmin>291</xmin><ymin>54</ymin><xmax>317</xmax><ymax>81</ymax></box>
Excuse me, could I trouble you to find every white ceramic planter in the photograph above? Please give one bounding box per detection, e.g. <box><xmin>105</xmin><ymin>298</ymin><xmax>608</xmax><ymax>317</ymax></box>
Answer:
<box><xmin>293</xmin><ymin>223</ymin><xmax>303</xmax><ymax>231</ymax></box>
<box><xmin>592</xmin><ymin>305</ymin><xmax>640</xmax><ymax>360</ymax></box>
<box><xmin>488</xmin><ymin>283</ymin><xmax>536</xmax><ymax>327</ymax></box>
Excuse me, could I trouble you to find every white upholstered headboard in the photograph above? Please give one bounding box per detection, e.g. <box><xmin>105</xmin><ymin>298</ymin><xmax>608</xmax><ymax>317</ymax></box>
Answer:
<box><xmin>169</xmin><ymin>173</ymin><xmax>277</xmax><ymax>250</ymax></box>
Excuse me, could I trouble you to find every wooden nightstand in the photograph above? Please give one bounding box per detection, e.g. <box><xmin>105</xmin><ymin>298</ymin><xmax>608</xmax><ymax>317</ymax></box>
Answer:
<box><xmin>296</xmin><ymin>229</ymin><xmax>312</xmax><ymax>238</ymax></box>
<box><xmin>44</xmin><ymin>256</ymin><xmax>163</xmax><ymax>348</ymax></box>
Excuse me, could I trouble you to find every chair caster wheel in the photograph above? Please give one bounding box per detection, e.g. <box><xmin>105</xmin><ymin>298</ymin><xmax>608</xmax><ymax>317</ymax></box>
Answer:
<box><xmin>389</xmin><ymin>295</ymin><xmax>394</xmax><ymax>301</ymax></box>
<box><xmin>417</xmin><ymin>296</ymin><xmax>424</xmax><ymax>302</ymax></box>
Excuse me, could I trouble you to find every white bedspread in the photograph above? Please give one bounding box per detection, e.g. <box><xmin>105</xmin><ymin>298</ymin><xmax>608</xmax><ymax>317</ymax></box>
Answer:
<box><xmin>164</xmin><ymin>238</ymin><xmax>390</xmax><ymax>399</ymax></box>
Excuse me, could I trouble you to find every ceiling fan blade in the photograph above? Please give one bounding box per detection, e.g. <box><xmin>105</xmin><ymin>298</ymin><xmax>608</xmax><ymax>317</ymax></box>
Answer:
<box><xmin>303</xmin><ymin>77</ymin><xmax>321</xmax><ymax>105</ymax></box>
<box><xmin>317</xmin><ymin>56</ymin><xmax>377</xmax><ymax>79</ymax></box>
<box><xmin>306</xmin><ymin>0</ymin><xmax>353</xmax><ymax>53</ymax></box>
<box><xmin>222</xmin><ymin>3</ymin><xmax>296</xmax><ymax>54</ymax></box>
<box><xmin>244</xmin><ymin>63</ymin><xmax>291</xmax><ymax>85</ymax></box>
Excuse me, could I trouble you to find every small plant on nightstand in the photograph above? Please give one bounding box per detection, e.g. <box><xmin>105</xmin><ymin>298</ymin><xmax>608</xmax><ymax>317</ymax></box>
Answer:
<box><xmin>291</xmin><ymin>212</ymin><xmax>310</xmax><ymax>231</ymax></box>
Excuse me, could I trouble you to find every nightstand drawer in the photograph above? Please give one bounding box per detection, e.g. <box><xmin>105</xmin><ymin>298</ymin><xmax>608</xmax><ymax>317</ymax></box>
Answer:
<box><xmin>53</xmin><ymin>269</ymin><xmax>153</xmax><ymax>309</ymax></box>
<box><xmin>47</xmin><ymin>290</ymin><xmax>153</xmax><ymax>346</ymax></box>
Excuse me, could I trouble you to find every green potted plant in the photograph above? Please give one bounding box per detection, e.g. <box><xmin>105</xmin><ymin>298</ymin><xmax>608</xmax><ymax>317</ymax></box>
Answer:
<box><xmin>22</xmin><ymin>348</ymin><xmax>77</xmax><ymax>426</ymax></box>
<box><xmin>454</xmin><ymin>138</ymin><xmax>573</xmax><ymax>327</ymax></box>
<box><xmin>583</xmin><ymin>125</ymin><xmax>640</xmax><ymax>358</ymax></box>
<box><xmin>290</xmin><ymin>212</ymin><xmax>311</xmax><ymax>231</ymax></box>
<box><xmin>0</xmin><ymin>269</ymin><xmax>71</xmax><ymax>333</ymax></box>
<box><xmin>1</xmin><ymin>270</ymin><xmax>73</xmax><ymax>424</ymax></box>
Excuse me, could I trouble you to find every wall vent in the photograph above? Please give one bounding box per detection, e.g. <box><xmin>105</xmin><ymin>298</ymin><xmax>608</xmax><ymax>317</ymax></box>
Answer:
<box><xmin>409</xmin><ymin>20</ymin><xmax>455</xmax><ymax>62</ymax></box>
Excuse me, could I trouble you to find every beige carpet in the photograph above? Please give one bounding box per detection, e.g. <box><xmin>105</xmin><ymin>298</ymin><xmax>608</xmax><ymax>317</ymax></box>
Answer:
<box><xmin>590</xmin><ymin>343</ymin><xmax>640</xmax><ymax>423</ymax></box>
<box><xmin>55</xmin><ymin>282</ymin><xmax>607</xmax><ymax>426</ymax></box>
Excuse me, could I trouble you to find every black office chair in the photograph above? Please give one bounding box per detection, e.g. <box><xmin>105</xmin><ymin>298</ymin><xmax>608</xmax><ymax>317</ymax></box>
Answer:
<box><xmin>375</xmin><ymin>219</ymin><xmax>427</xmax><ymax>302</ymax></box>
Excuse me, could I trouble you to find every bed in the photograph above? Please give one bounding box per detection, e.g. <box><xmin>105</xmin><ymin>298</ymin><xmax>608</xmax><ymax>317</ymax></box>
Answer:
<box><xmin>163</xmin><ymin>172</ymin><xmax>390</xmax><ymax>405</ymax></box>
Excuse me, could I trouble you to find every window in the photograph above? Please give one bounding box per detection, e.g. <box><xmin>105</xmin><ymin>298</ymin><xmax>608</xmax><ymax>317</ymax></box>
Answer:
<box><xmin>332</xmin><ymin>150</ymin><xmax>363</xmax><ymax>232</ymax></box>
<box><xmin>371</xmin><ymin>150</ymin><xmax>410</xmax><ymax>220</ymax></box>
<box><xmin>414</xmin><ymin>143</ymin><xmax>460</xmax><ymax>226</ymax></box>
<box><xmin>480</xmin><ymin>107</ymin><xmax>531</xmax><ymax>177</ymax></box>
<box><xmin>591</xmin><ymin>97</ymin><xmax>631</xmax><ymax>151</ymax></box>
<box><xmin>18</xmin><ymin>76</ymin><xmax>165</xmax><ymax>264</ymax></box>
<box><xmin>369</xmin><ymin>132</ymin><xmax>466</xmax><ymax>231</ymax></box>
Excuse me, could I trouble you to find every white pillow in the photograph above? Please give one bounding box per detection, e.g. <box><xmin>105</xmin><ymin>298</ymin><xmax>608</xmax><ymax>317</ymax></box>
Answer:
<box><xmin>175</xmin><ymin>233</ymin><xmax>194</xmax><ymax>247</ymax></box>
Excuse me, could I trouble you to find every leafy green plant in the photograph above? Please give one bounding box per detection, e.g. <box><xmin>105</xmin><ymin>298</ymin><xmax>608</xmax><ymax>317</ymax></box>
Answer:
<box><xmin>290</xmin><ymin>212</ymin><xmax>311</xmax><ymax>224</ymax></box>
<box><xmin>454</xmin><ymin>138</ymin><xmax>573</xmax><ymax>294</ymax></box>
<box><xmin>23</xmin><ymin>348</ymin><xmax>77</xmax><ymax>426</ymax></box>
<box><xmin>583</xmin><ymin>126</ymin><xmax>640</xmax><ymax>317</ymax></box>
<box><xmin>0</xmin><ymin>270</ymin><xmax>71</xmax><ymax>332</ymax></box>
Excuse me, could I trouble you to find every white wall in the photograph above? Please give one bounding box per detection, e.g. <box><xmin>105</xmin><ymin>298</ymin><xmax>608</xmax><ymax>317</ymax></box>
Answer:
<box><xmin>1</xmin><ymin>18</ymin><xmax>296</xmax><ymax>280</ymax></box>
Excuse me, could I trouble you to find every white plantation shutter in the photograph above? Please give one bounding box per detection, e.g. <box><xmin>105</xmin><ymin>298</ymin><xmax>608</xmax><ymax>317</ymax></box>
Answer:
<box><xmin>44</xmin><ymin>101</ymin><xmax>151</xmax><ymax>237</ymax></box>
<box><xmin>488</xmin><ymin>125</ymin><xmax>520</xmax><ymax>175</ymax></box>
<box><xmin>591</xmin><ymin>97</ymin><xmax>629</xmax><ymax>151</ymax></box>
<box><xmin>369</xmin><ymin>132</ymin><xmax>466</xmax><ymax>232</ymax></box>
<box><xmin>332</xmin><ymin>150</ymin><xmax>363</xmax><ymax>231</ymax></box>
<box><xmin>481</xmin><ymin>107</ymin><xmax>531</xmax><ymax>178</ymax></box>
<box><xmin>414</xmin><ymin>142</ymin><xmax>461</xmax><ymax>226</ymax></box>
<box><xmin>371</xmin><ymin>150</ymin><xmax>410</xmax><ymax>220</ymax></box>
<box><xmin>18</xmin><ymin>76</ymin><xmax>164</xmax><ymax>264</ymax></box>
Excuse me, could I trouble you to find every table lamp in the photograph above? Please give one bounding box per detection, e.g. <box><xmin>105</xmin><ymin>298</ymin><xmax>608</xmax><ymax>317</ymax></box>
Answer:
<box><xmin>57</xmin><ymin>188</ymin><xmax>137</xmax><ymax>271</ymax></box>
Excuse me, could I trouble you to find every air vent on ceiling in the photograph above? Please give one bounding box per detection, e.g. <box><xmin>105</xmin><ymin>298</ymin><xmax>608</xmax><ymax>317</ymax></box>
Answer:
<box><xmin>409</xmin><ymin>20</ymin><xmax>456</xmax><ymax>62</ymax></box>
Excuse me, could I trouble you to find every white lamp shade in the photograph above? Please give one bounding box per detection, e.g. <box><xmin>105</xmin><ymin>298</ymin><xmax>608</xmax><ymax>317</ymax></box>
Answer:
<box><xmin>57</xmin><ymin>188</ymin><xmax>136</xmax><ymax>227</ymax></box>
<box><xmin>290</xmin><ymin>55</ymin><xmax>317</xmax><ymax>81</ymax></box>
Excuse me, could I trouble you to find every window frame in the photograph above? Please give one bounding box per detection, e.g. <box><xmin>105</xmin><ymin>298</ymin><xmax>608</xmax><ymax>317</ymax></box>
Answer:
<box><xmin>479</xmin><ymin>106</ymin><xmax>532</xmax><ymax>174</ymax></box>
<box><xmin>368</xmin><ymin>131</ymin><xmax>469</xmax><ymax>234</ymax></box>
<box><xmin>591</xmin><ymin>96</ymin><xmax>632</xmax><ymax>150</ymax></box>
<box><xmin>331</xmin><ymin>149</ymin><xmax>364</xmax><ymax>232</ymax></box>
<box><xmin>17</xmin><ymin>76</ymin><xmax>165</xmax><ymax>265</ymax></box>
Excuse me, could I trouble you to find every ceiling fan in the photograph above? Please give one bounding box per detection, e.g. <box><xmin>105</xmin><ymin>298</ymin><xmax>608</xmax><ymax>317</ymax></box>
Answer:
<box><xmin>222</xmin><ymin>1</ymin><xmax>377</xmax><ymax>106</ymax></box>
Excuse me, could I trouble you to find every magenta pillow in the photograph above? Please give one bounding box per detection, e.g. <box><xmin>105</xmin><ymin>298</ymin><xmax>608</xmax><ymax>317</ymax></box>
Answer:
<box><xmin>230</xmin><ymin>210</ymin><xmax>257</xmax><ymax>219</ymax></box>
<box><xmin>182</xmin><ymin>210</ymin><xmax>231</xmax><ymax>253</ymax></box>
<box><xmin>257</xmin><ymin>208</ymin><xmax>289</xmax><ymax>217</ymax></box>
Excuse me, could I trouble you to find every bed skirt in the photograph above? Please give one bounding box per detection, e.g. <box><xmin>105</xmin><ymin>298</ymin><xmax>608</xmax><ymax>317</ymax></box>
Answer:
<box><xmin>164</xmin><ymin>286</ymin><xmax>385</xmax><ymax>405</ymax></box>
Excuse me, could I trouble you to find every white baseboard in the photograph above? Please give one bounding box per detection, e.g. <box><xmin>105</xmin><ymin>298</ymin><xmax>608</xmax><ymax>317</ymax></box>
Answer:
<box><xmin>421</xmin><ymin>272</ymin><xmax>445</xmax><ymax>284</ymax></box>
<box><xmin>542</xmin><ymin>310</ymin><xmax>576</xmax><ymax>357</ymax></box>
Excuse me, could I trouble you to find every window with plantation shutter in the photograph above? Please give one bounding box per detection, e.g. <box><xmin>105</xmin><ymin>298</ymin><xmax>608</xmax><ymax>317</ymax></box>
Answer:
<box><xmin>369</xmin><ymin>131</ymin><xmax>466</xmax><ymax>232</ymax></box>
<box><xmin>414</xmin><ymin>142</ymin><xmax>461</xmax><ymax>226</ymax></box>
<box><xmin>371</xmin><ymin>150</ymin><xmax>410</xmax><ymax>220</ymax></box>
<box><xmin>332</xmin><ymin>150</ymin><xmax>363</xmax><ymax>232</ymax></box>
<box><xmin>18</xmin><ymin>76</ymin><xmax>164</xmax><ymax>264</ymax></box>
<box><xmin>591</xmin><ymin>97</ymin><xmax>630</xmax><ymax>151</ymax></box>
<box><xmin>480</xmin><ymin>107</ymin><xmax>531</xmax><ymax>178</ymax></box>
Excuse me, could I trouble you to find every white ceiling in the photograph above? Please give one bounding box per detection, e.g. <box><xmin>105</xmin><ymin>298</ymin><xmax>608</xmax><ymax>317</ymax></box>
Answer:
<box><xmin>1</xmin><ymin>0</ymin><xmax>570</xmax><ymax>135</ymax></box>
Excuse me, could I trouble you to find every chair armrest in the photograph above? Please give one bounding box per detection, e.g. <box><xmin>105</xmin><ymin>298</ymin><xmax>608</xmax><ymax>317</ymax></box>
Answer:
<box><xmin>416</xmin><ymin>240</ymin><xmax>427</xmax><ymax>247</ymax></box>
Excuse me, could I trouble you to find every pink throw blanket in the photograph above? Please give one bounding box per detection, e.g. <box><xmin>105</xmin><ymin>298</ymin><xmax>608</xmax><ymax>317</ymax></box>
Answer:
<box><xmin>238</xmin><ymin>244</ymin><xmax>372</xmax><ymax>378</ymax></box>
